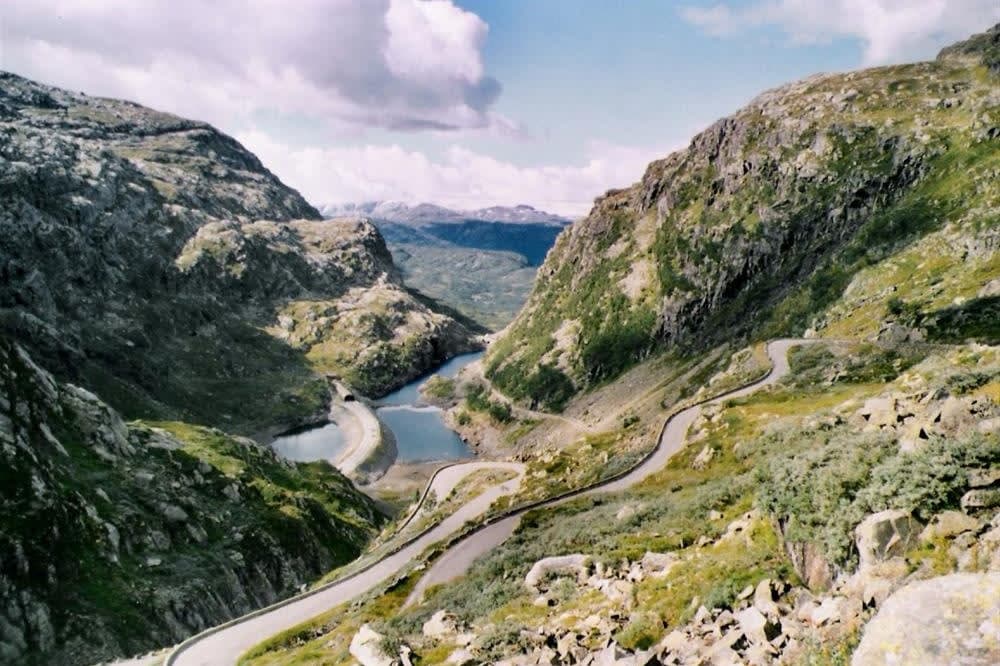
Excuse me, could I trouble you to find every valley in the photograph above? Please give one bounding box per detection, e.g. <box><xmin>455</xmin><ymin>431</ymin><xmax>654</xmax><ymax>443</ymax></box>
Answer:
<box><xmin>0</xmin><ymin>16</ymin><xmax>998</xmax><ymax>666</ymax></box>
<box><xmin>322</xmin><ymin>202</ymin><xmax>571</xmax><ymax>330</ymax></box>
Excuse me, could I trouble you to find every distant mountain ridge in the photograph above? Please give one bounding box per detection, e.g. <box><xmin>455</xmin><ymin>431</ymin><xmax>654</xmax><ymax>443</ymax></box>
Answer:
<box><xmin>320</xmin><ymin>202</ymin><xmax>571</xmax><ymax>329</ymax></box>
<box><xmin>320</xmin><ymin>200</ymin><xmax>572</xmax><ymax>226</ymax></box>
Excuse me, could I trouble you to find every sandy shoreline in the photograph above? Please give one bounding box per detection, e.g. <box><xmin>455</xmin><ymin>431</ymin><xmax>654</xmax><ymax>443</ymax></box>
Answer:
<box><xmin>331</xmin><ymin>400</ymin><xmax>397</xmax><ymax>484</ymax></box>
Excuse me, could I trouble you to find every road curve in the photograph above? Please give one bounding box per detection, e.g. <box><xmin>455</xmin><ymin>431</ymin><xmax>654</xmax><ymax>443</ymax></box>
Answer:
<box><xmin>405</xmin><ymin>338</ymin><xmax>809</xmax><ymax>604</ymax></box>
<box><xmin>167</xmin><ymin>461</ymin><xmax>525</xmax><ymax>666</ymax></box>
<box><xmin>168</xmin><ymin>339</ymin><xmax>808</xmax><ymax>664</ymax></box>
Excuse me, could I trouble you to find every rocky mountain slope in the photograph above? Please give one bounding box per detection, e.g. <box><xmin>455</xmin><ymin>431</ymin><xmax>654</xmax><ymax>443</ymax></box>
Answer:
<box><xmin>0</xmin><ymin>337</ymin><xmax>384</xmax><ymax>665</ymax></box>
<box><xmin>322</xmin><ymin>202</ymin><xmax>570</xmax><ymax>329</ymax></box>
<box><xmin>240</xmin><ymin>25</ymin><xmax>1000</xmax><ymax>666</ymax></box>
<box><xmin>486</xmin><ymin>24</ymin><xmax>999</xmax><ymax>410</ymax></box>
<box><xmin>0</xmin><ymin>72</ymin><xmax>478</xmax><ymax>434</ymax></box>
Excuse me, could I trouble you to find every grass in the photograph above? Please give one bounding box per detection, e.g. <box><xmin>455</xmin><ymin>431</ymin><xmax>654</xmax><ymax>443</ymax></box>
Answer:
<box><xmin>247</xmin><ymin>335</ymin><xmax>1000</xmax><ymax>664</ymax></box>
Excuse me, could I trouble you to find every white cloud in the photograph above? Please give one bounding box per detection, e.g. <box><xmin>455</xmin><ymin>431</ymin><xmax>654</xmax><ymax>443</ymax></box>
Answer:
<box><xmin>0</xmin><ymin>0</ymin><xmax>506</xmax><ymax>132</ymax></box>
<box><xmin>681</xmin><ymin>0</ymin><xmax>1000</xmax><ymax>65</ymax></box>
<box><xmin>238</xmin><ymin>131</ymin><xmax>681</xmax><ymax>218</ymax></box>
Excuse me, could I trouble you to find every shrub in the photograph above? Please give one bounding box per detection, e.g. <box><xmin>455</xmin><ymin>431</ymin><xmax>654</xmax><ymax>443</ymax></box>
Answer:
<box><xmin>465</xmin><ymin>385</ymin><xmax>513</xmax><ymax>423</ymax></box>
<box><xmin>755</xmin><ymin>427</ymin><xmax>1000</xmax><ymax>568</ymax></box>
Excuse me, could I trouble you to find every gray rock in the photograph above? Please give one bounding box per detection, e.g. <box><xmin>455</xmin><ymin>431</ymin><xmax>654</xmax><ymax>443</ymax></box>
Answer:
<box><xmin>853</xmin><ymin>573</ymin><xmax>1000</xmax><ymax>666</ymax></box>
<box><xmin>854</xmin><ymin>510</ymin><xmax>921</xmax><ymax>570</ymax></box>
<box><xmin>963</xmin><ymin>489</ymin><xmax>1000</xmax><ymax>511</ymax></box>
<box><xmin>422</xmin><ymin>610</ymin><xmax>460</xmax><ymax>639</ymax></box>
<box><xmin>161</xmin><ymin>504</ymin><xmax>189</xmax><ymax>523</ymax></box>
<box><xmin>920</xmin><ymin>510</ymin><xmax>982</xmax><ymax>541</ymax></box>
<box><xmin>525</xmin><ymin>554</ymin><xmax>591</xmax><ymax>591</ymax></box>
<box><xmin>349</xmin><ymin>624</ymin><xmax>398</xmax><ymax>666</ymax></box>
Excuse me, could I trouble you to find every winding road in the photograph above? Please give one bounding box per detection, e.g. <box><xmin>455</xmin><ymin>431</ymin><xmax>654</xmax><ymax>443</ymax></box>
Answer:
<box><xmin>167</xmin><ymin>339</ymin><xmax>807</xmax><ymax>665</ymax></box>
<box><xmin>405</xmin><ymin>338</ymin><xmax>805</xmax><ymax>604</ymax></box>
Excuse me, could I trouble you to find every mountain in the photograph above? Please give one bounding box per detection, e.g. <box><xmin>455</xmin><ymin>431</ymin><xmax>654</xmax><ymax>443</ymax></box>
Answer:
<box><xmin>243</xmin><ymin>26</ymin><xmax>1000</xmax><ymax>666</ymax></box>
<box><xmin>485</xmin><ymin>24</ymin><xmax>1000</xmax><ymax>409</ymax></box>
<box><xmin>0</xmin><ymin>72</ymin><xmax>479</xmax><ymax>434</ymax></box>
<box><xmin>0</xmin><ymin>72</ymin><xmax>488</xmax><ymax>663</ymax></box>
<box><xmin>0</xmin><ymin>337</ymin><xmax>384</xmax><ymax>665</ymax></box>
<box><xmin>320</xmin><ymin>201</ymin><xmax>572</xmax><ymax>329</ymax></box>
<box><xmin>320</xmin><ymin>201</ymin><xmax>572</xmax><ymax>226</ymax></box>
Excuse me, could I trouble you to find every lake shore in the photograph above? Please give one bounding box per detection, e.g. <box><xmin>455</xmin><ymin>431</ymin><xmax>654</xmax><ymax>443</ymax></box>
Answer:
<box><xmin>332</xmin><ymin>400</ymin><xmax>397</xmax><ymax>484</ymax></box>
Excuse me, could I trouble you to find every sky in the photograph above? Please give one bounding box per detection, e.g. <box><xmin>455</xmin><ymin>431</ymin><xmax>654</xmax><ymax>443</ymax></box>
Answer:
<box><xmin>0</xmin><ymin>1</ymin><xmax>997</xmax><ymax>217</ymax></box>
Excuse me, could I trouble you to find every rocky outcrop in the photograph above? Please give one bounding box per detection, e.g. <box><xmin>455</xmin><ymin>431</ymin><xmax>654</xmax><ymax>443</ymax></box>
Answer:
<box><xmin>852</xmin><ymin>573</ymin><xmax>1000</xmax><ymax>665</ymax></box>
<box><xmin>0</xmin><ymin>72</ymin><xmax>477</xmax><ymax>434</ymax></box>
<box><xmin>486</xmin><ymin>22</ymin><xmax>1000</xmax><ymax>404</ymax></box>
<box><xmin>854</xmin><ymin>510</ymin><xmax>921</xmax><ymax>570</ymax></box>
<box><xmin>0</xmin><ymin>338</ymin><xmax>383</xmax><ymax>665</ymax></box>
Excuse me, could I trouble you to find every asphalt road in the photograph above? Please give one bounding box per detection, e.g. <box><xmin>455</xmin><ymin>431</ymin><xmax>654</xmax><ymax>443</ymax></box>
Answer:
<box><xmin>167</xmin><ymin>461</ymin><xmax>525</xmax><ymax>666</ymax></box>
<box><xmin>404</xmin><ymin>338</ymin><xmax>806</xmax><ymax>604</ymax></box>
<box><xmin>169</xmin><ymin>339</ymin><xmax>807</xmax><ymax>664</ymax></box>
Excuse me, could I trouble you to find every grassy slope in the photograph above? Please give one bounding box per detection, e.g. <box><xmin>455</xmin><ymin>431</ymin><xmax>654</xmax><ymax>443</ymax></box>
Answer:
<box><xmin>0</xmin><ymin>337</ymin><xmax>384</xmax><ymax>664</ymax></box>
<box><xmin>485</xmin><ymin>45</ymin><xmax>999</xmax><ymax>410</ymax></box>
<box><xmin>246</xmin><ymin>341</ymin><xmax>999</xmax><ymax>665</ymax></box>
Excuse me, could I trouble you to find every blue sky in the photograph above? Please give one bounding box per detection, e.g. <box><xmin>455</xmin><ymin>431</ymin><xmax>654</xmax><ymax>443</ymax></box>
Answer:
<box><xmin>2</xmin><ymin>1</ymin><xmax>997</xmax><ymax>215</ymax></box>
<box><xmin>447</xmin><ymin>0</ymin><xmax>860</xmax><ymax>166</ymax></box>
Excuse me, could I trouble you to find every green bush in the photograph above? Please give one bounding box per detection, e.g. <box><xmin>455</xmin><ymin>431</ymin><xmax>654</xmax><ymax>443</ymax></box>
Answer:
<box><xmin>755</xmin><ymin>427</ymin><xmax>1000</xmax><ymax>568</ymax></box>
<box><xmin>465</xmin><ymin>385</ymin><xmax>514</xmax><ymax>423</ymax></box>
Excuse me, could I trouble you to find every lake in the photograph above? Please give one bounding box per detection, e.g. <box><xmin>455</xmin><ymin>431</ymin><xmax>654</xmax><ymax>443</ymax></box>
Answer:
<box><xmin>271</xmin><ymin>421</ymin><xmax>347</xmax><ymax>462</ymax></box>
<box><xmin>270</xmin><ymin>351</ymin><xmax>483</xmax><ymax>464</ymax></box>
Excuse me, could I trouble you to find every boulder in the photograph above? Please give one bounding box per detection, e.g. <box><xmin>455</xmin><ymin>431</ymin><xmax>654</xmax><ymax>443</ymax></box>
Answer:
<box><xmin>846</xmin><ymin>558</ymin><xmax>909</xmax><ymax>608</ymax></box>
<box><xmin>783</xmin><ymin>540</ymin><xmax>834</xmax><ymax>591</ymax></box>
<box><xmin>349</xmin><ymin>624</ymin><xmax>397</xmax><ymax>666</ymax></box>
<box><xmin>639</xmin><ymin>552</ymin><xmax>678</xmax><ymax>578</ymax></box>
<box><xmin>963</xmin><ymin>489</ymin><xmax>1000</xmax><ymax>511</ymax></box>
<box><xmin>524</xmin><ymin>554</ymin><xmax>591</xmax><ymax>591</ymax></box>
<box><xmin>422</xmin><ymin>610</ymin><xmax>459</xmax><ymax>639</ymax></box>
<box><xmin>920</xmin><ymin>510</ymin><xmax>982</xmax><ymax>542</ymax></box>
<box><xmin>753</xmin><ymin>578</ymin><xmax>781</xmax><ymax>617</ymax></box>
<box><xmin>808</xmin><ymin>597</ymin><xmax>845</xmax><ymax>627</ymax></box>
<box><xmin>852</xmin><ymin>573</ymin><xmax>1000</xmax><ymax>666</ymax></box>
<box><xmin>735</xmin><ymin>606</ymin><xmax>780</xmax><ymax>645</ymax></box>
<box><xmin>161</xmin><ymin>504</ymin><xmax>189</xmax><ymax>523</ymax></box>
<box><xmin>446</xmin><ymin>648</ymin><xmax>476</xmax><ymax>665</ymax></box>
<box><xmin>854</xmin><ymin>510</ymin><xmax>921</xmax><ymax>570</ymax></box>
<box><xmin>938</xmin><ymin>396</ymin><xmax>976</xmax><ymax>431</ymax></box>
<box><xmin>858</xmin><ymin>397</ymin><xmax>898</xmax><ymax>429</ymax></box>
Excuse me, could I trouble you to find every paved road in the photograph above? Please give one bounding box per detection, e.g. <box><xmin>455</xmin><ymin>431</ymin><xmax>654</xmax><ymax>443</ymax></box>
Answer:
<box><xmin>167</xmin><ymin>461</ymin><xmax>525</xmax><ymax>666</ymax></box>
<box><xmin>405</xmin><ymin>338</ymin><xmax>807</xmax><ymax>605</ymax></box>
<box><xmin>168</xmin><ymin>339</ymin><xmax>808</xmax><ymax>664</ymax></box>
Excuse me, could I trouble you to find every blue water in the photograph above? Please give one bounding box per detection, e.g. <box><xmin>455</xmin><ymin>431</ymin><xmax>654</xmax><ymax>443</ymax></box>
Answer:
<box><xmin>377</xmin><ymin>351</ymin><xmax>482</xmax><ymax>462</ymax></box>
<box><xmin>377</xmin><ymin>351</ymin><xmax>485</xmax><ymax>406</ymax></box>
<box><xmin>271</xmin><ymin>422</ymin><xmax>347</xmax><ymax>462</ymax></box>
<box><xmin>378</xmin><ymin>406</ymin><xmax>472</xmax><ymax>462</ymax></box>
<box><xmin>271</xmin><ymin>352</ymin><xmax>482</xmax><ymax>464</ymax></box>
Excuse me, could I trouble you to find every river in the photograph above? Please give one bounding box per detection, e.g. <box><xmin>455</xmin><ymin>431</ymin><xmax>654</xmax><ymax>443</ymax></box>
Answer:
<box><xmin>271</xmin><ymin>351</ymin><xmax>483</xmax><ymax>464</ymax></box>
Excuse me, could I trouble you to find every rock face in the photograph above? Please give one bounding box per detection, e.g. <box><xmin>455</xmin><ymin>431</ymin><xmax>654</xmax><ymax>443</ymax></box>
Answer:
<box><xmin>486</xmin><ymin>22</ymin><xmax>1000</xmax><ymax>406</ymax></box>
<box><xmin>0</xmin><ymin>72</ymin><xmax>477</xmax><ymax>434</ymax></box>
<box><xmin>854</xmin><ymin>510</ymin><xmax>922</xmax><ymax>570</ymax></box>
<box><xmin>0</xmin><ymin>338</ymin><xmax>383</xmax><ymax>665</ymax></box>
<box><xmin>852</xmin><ymin>573</ymin><xmax>1000</xmax><ymax>665</ymax></box>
